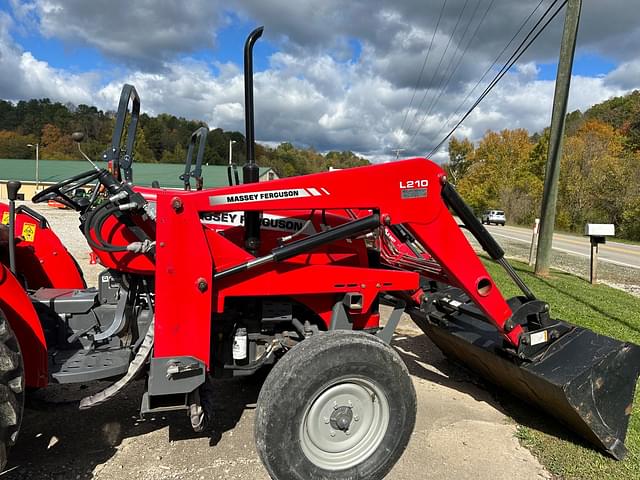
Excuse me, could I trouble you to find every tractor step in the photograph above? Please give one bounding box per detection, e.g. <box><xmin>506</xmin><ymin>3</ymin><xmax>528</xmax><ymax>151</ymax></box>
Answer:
<box><xmin>50</xmin><ymin>347</ymin><xmax>131</xmax><ymax>384</ymax></box>
<box><xmin>140</xmin><ymin>392</ymin><xmax>189</xmax><ymax>415</ymax></box>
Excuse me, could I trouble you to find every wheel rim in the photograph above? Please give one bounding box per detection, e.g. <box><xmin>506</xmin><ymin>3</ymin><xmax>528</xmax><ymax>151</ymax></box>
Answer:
<box><xmin>300</xmin><ymin>376</ymin><xmax>390</xmax><ymax>471</ymax></box>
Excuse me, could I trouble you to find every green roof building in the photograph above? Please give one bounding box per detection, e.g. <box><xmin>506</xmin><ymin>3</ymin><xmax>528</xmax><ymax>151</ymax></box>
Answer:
<box><xmin>0</xmin><ymin>159</ymin><xmax>278</xmax><ymax>199</ymax></box>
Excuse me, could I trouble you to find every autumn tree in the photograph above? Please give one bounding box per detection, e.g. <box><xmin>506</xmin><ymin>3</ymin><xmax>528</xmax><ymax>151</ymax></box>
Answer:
<box><xmin>0</xmin><ymin>131</ymin><xmax>38</xmax><ymax>158</ymax></box>
<box><xmin>457</xmin><ymin>129</ymin><xmax>537</xmax><ymax>222</ymax></box>
<box><xmin>445</xmin><ymin>137</ymin><xmax>474</xmax><ymax>184</ymax></box>
<box><xmin>558</xmin><ymin>120</ymin><xmax>626</xmax><ymax>230</ymax></box>
<box><xmin>40</xmin><ymin>123</ymin><xmax>76</xmax><ymax>160</ymax></box>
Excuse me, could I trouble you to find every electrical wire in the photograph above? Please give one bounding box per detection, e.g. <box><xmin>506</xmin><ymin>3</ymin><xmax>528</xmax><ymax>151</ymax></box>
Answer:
<box><xmin>426</xmin><ymin>0</ymin><xmax>547</xmax><ymax>150</ymax></box>
<box><xmin>405</xmin><ymin>0</ymin><xmax>471</xmax><ymax>139</ymax></box>
<box><xmin>399</xmin><ymin>0</ymin><xmax>448</xmax><ymax>136</ymax></box>
<box><xmin>409</xmin><ymin>0</ymin><xmax>492</xmax><ymax>148</ymax></box>
<box><xmin>427</xmin><ymin>0</ymin><xmax>567</xmax><ymax>157</ymax></box>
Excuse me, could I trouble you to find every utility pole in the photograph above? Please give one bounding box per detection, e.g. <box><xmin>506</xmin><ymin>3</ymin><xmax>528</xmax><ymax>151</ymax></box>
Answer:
<box><xmin>229</xmin><ymin>139</ymin><xmax>237</xmax><ymax>165</ymax></box>
<box><xmin>535</xmin><ymin>0</ymin><xmax>582</xmax><ymax>277</ymax></box>
<box><xmin>392</xmin><ymin>148</ymin><xmax>405</xmax><ymax>160</ymax></box>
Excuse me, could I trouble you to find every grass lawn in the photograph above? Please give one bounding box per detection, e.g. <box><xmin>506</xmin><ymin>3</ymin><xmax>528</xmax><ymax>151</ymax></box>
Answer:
<box><xmin>481</xmin><ymin>257</ymin><xmax>640</xmax><ymax>479</ymax></box>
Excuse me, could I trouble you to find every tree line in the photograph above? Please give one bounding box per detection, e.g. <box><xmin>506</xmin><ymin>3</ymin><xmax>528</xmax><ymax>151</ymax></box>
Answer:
<box><xmin>447</xmin><ymin>90</ymin><xmax>640</xmax><ymax>240</ymax></box>
<box><xmin>0</xmin><ymin>98</ymin><xmax>369</xmax><ymax>176</ymax></box>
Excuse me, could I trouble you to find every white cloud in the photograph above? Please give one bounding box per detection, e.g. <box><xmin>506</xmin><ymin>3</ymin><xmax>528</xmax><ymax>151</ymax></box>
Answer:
<box><xmin>605</xmin><ymin>60</ymin><xmax>640</xmax><ymax>91</ymax></box>
<box><xmin>0</xmin><ymin>11</ymin><xmax>96</xmax><ymax>104</ymax></box>
<box><xmin>1</xmin><ymin>0</ymin><xmax>639</xmax><ymax>163</ymax></box>
<box><xmin>32</xmin><ymin>0</ymin><xmax>225</xmax><ymax>68</ymax></box>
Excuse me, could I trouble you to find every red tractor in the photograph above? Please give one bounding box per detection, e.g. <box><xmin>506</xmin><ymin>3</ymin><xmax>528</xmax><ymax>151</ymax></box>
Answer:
<box><xmin>0</xmin><ymin>27</ymin><xmax>638</xmax><ymax>479</ymax></box>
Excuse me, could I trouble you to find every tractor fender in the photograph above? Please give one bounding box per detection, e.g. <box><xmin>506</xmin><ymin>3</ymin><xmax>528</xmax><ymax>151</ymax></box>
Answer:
<box><xmin>0</xmin><ymin>202</ymin><xmax>85</xmax><ymax>289</ymax></box>
<box><xmin>0</xmin><ymin>264</ymin><xmax>47</xmax><ymax>388</ymax></box>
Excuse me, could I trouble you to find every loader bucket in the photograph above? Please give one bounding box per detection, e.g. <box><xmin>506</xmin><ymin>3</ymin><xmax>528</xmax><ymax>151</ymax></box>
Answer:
<box><xmin>409</xmin><ymin>309</ymin><xmax>640</xmax><ymax>459</ymax></box>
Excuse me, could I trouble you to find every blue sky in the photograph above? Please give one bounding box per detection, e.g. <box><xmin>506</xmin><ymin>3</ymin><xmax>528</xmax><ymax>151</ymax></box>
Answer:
<box><xmin>537</xmin><ymin>53</ymin><xmax>616</xmax><ymax>81</ymax></box>
<box><xmin>0</xmin><ymin>0</ymin><xmax>637</xmax><ymax>162</ymax></box>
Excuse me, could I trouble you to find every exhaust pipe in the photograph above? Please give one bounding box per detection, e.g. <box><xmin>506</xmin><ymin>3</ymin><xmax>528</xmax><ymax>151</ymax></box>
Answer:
<box><xmin>243</xmin><ymin>26</ymin><xmax>264</xmax><ymax>256</ymax></box>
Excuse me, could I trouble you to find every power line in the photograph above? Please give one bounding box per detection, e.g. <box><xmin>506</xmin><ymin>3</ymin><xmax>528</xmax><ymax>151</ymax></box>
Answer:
<box><xmin>427</xmin><ymin>0</ymin><xmax>547</xmax><ymax>150</ymax></box>
<box><xmin>399</xmin><ymin>0</ymin><xmax>448</xmax><ymax>136</ymax></box>
<box><xmin>405</xmin><ymin>0</ymin><xmax>471</xmax><ymax>140</ymax></box>
<box><xmin>409</xmin><ymin>0</ymin><xmax>493</xmax><ymax>148</ymax></box>
<box><xmin>416</xmin><ymin>0</ymin><xmax>483</xmax><ymax>131</ymax></box>
<box><xmin>427</xmin><ymin>0</ymin><xmax>567</xmax><ymax>157</ymax></box>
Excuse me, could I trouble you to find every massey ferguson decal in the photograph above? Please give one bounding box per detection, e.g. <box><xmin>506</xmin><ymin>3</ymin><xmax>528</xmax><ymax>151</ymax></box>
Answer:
<box><xmin>209</xmin><ymin>187</ymin><xmax>330</xmax><ymax>205</ymax></box>
<box><xmin>201</xmin><ymin>212</ymin><xmax>317</xmax><ymax>234</ymax></box>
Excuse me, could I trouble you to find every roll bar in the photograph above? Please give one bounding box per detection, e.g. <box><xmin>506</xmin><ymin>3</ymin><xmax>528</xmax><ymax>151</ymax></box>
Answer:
<box><xmin>105</xmin><ymin>84</ymin><xmax>140</xmax><ymax>183</ymax></box>
<box><xmin>180</xmin><ymin>127</ymin><xmax>209</xmax><ymax>190</ymax></box>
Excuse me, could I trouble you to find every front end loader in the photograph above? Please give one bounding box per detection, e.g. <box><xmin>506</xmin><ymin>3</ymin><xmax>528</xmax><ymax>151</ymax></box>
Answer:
<box><xmin>0</xmin><ymin>26</ymin><xmax>637</xmax><ymax>480</ymax></box>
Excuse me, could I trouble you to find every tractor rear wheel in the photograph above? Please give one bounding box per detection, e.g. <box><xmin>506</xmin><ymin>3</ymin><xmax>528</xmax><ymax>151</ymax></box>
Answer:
<box><xmin>255</xmin><ymin>330</ymin><xmax>416</xmax><ymax>480</ymax></box>
<box><xmin>0</xmin><ymin>309</ymin><xmax>24</xmax><ymax>471</ymax></box>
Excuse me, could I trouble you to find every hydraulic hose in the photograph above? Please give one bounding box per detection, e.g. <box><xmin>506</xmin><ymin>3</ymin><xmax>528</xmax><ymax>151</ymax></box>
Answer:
<box><xmin>83</xmin><ymin>202</ymin><xmax>128</xmax><ymax>253</ymax></box>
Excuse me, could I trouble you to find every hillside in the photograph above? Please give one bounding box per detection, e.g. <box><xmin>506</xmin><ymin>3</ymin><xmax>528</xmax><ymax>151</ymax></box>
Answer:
<box><xmin>448</xmin><ymin>90</ymin><xmax>640</xmax><ymax>240</ymax></box>
<box><xmin>0</xmin><ymin>98</ymin><xmax>369</xmax><ymax>177</ymax></box>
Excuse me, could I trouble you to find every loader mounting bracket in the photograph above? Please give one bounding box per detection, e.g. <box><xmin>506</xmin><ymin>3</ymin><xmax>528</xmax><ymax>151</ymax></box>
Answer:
<box><xmin>376</xmin><ymin>295</ymin><xmax>406</xmax><ymax>344</ymax></box>
<box><xmin>504</xmin><ymin>299</ymin><xmax>552</xmax><ymax>333</ymax></box>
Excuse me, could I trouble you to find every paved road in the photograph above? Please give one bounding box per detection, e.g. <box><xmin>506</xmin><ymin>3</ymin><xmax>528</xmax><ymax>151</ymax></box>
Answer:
<box><xmin>484</xmin><ymin>223</ymin><xmax>640</xmax><ymax>270</ymax></box>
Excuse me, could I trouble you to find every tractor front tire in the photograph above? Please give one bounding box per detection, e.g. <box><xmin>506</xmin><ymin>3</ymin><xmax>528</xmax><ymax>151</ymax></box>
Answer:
<box><xmin>255</xmin><ymin>330</ymin><xmax>416</xmax><ymax>480</ymax></box>
<box><xmin>0</xmin><ymin>309</ymin><xmax>24</xmax><ymax>471</ymax></box>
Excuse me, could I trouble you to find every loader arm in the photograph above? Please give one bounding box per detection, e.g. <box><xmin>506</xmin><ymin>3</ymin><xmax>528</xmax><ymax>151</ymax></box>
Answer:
<box><xmin>161</xmin><ymin>157</ymin><xmax>521</xmax><ymax>347</ymax></box>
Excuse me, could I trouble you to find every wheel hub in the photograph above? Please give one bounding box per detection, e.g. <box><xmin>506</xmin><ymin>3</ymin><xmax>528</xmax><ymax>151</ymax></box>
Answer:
<box><xmin>330</xmin><ymin>406</ymin><xmax>353</xmax><ymax>432</ymax></box>
<box><xmin>300</xmin><ymin>377</ymin><xmax>390</xmax><ymax>471</ymax></box>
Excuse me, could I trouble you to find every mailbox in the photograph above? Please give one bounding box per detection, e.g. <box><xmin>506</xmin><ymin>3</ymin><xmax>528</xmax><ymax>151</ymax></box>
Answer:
<box><xmin>584</xmin><ymin>223</ymin><xmax>615</xmax><ymax>284</ymax></box>
<box><xmin>584</xmin><ymin>223</ymin><xmax>615</xmax><ymax>237</ymax></box>
<box><xmin>584</xmin><ymin>224</ymin><xmax>615</xmax><ymax>245</ymax></box>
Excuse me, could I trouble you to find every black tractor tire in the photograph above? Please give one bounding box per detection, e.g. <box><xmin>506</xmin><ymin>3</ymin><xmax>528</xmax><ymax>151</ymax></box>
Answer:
<box><xmin>255</xmin><ymin>330</ymin><xmax>416</xmax><ymax>480</ymax></box>
<box><xmin>0</xmin><ymin>308</ymin><xmax>24</xmax><ymax>471</ymax></box>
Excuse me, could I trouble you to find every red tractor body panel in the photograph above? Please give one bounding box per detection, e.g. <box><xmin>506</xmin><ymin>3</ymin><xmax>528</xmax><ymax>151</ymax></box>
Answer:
<box><xmin>0</xmin><ymin>203</ymin><xmax>85</xmax><ymax>289</ymax></box>
<box><xmin>0</xmin><ymin>264</ymin><xmax>47</xmax><ymax>387</ymax></box>
<box><xmin>146</xmin><ymin>158</ymin><xmax>520</xmax><ymax>368</ymax></box>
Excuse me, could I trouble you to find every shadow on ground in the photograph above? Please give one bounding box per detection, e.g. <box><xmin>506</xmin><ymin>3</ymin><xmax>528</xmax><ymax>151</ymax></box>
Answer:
<box><xmin>4</xmin><ymin>375</ymin><xmax>264</xmax><ymax>480</ymax></box>
<box><xmin>393</xmin><ymin>329</ymin><xmax>603</xmax><ymax>457</ymax></box>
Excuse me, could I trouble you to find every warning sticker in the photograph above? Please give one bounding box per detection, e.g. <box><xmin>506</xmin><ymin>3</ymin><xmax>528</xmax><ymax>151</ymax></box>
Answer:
<box><xmin>1</xmin><ymin>212</ymin><xmax>8</xmax><ymax>225</ymax></box>
<box><xmin>21</xmin><ymin>222</ymin><xmax>36</xmax><ymax>242</ymax></box>
<box><xmin>401</xmin><ymin>188</ymin><xmax>427</xmax><ymax>199</ymax></box>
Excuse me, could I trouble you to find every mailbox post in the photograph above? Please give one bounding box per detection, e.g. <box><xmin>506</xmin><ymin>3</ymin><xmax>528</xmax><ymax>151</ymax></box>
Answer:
<box><xmin>584</xmin><ymin>223</ymin><xmax>615</xmax><ymax>284</ymax></box>
<box><xmin>528</xmin><ymin>218</ymin><xmax>540</xmax><ymax>266</ymax></box>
